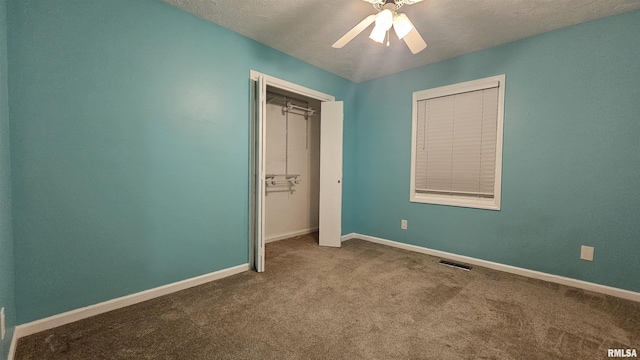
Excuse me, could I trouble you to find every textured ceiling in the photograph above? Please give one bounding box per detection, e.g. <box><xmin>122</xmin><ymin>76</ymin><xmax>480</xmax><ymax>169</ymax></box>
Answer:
<box><xmin>165</xmin><ymin>0</ymin><xmax>640</xmax><ymax>83</ymax></box>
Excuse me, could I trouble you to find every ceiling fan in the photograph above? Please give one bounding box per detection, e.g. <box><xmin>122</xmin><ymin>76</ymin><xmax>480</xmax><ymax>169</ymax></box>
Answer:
<box><xmin>332</xmin><ymin>0</ymin><xmax>427</xmax><ymax>54</ymax></box>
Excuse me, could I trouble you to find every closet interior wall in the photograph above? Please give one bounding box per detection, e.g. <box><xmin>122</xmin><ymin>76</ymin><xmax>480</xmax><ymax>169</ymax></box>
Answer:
<box><xmin>264</xmin><ymin>87</ymin><xmax>321</xmax><ymax>242</ymax></box>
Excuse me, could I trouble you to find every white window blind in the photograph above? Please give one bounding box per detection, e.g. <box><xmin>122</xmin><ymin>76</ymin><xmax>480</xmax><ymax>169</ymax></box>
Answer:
<box><xmin>410</xmin><ymin>75</ymin><xmax>505</xmax><ymax>210</ymax></box>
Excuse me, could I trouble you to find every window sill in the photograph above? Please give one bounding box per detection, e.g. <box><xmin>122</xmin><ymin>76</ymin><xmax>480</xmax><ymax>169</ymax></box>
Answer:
<box><xmin>410</xmin><ymin>193</ymin><xmax>500</xmax><ymax>211</ymax></box>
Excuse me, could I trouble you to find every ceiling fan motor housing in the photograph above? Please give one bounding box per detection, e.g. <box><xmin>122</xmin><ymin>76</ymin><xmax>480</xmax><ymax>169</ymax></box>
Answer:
<box><xmin>371</xmin><ymin>0</ymin><xmax>419</xmax><ymax>10</ymax></box>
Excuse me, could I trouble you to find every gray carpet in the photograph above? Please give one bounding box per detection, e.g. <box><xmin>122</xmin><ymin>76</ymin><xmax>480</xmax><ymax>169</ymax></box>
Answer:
<box><xmin>15</xmin><ymin>233</ymin><xmax>640</xmax><ymax>359</ymax></box>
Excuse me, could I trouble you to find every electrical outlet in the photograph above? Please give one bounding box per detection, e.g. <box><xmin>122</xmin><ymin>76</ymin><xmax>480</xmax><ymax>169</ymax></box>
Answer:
<box><xmin>401</xmin><ymin>219</ymin><xmax>408</xmax><ymax>230</ymax></box>
<box><xmin>1</xmin><ymin>307</ymin><xmax>5</xmax><ymax>340</ymax></box>
<box><xmin>580</xmin><ymin>245</ymin><xmax>594</xmax><ymax>261</ymax></box>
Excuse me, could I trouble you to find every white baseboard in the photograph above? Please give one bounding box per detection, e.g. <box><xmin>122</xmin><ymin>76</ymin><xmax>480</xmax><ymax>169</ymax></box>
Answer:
<box><xmin>341</xmin><ymin>233</ymin><xmax>640</xmax><ymax>302</ymax></box>
<box><xmin>14</xmin><ymin>263</ymin><xmax>250</xmax><ymax>339</ymax></box>
<box><xmin>7</xmin><ymin>329</ymin><xmax>17</xmax><ymax>360</ymax></box>
<box><xmin>266</xmin><ymin>227</ymin><xmax>318</xmax><ymax>243</ymax></box>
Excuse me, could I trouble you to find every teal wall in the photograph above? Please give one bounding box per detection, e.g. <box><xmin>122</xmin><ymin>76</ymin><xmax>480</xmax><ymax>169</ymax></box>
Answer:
<box><xmin>4</xmin><ymin>0</ymin><xmax>639</xmax><ymax>330</ymax></box>
<box><xmin>8</xmin><ymin>0</ymin><xmax>354</xmax><ymax>323</ymax></box>
<box><xmin>346</xmin><ymin>10</ymin><xmax>640</xmax><ymax>292</ymax></box>
<box><xmin>0</xmin><ymin>0</ymin><xmax>16</xmax><ymax>357</ymax></box>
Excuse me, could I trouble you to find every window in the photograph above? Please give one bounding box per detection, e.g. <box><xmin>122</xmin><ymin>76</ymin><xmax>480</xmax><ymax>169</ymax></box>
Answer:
<box><xmin>410</xmin><ymin>75</ymin><xmax>505</xmax><ymax>210</ymax></box>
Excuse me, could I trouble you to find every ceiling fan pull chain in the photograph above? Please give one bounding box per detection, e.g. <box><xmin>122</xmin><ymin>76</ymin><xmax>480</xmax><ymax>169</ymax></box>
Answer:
<box><xmin>386</xmin><ymin>30</ymin><xmax>390</xmax><ymax>46</ymax></box>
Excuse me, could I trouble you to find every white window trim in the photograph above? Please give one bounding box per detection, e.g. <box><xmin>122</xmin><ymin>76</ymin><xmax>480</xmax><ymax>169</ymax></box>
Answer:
<box><xmin>409</xmin><ymin>74</ymin><xmax>505</xmax><ymax>210</ymax></box>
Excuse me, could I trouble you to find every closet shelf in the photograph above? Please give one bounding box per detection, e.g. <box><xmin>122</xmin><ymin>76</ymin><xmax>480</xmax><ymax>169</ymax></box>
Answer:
<box><xmin>265</xmin><ymin>174</ymin><xmax>301</xmax><ymax>186</ymax></box>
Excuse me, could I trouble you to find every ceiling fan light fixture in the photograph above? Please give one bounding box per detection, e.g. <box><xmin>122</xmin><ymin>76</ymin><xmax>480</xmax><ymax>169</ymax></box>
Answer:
<box><xmin>375</xmin><ymin>9</ymin><xmax>394</xmax><ymax>31</ymax></box>
<box><xmin>393</xmin><ymin>13</ymin><xmax>414</xmax><ymax>39</ymax></box>
<box><xmin>369</xmin><ymin>9</ymin><xmax>393</xmax><ymax>43</ymax></box>
<box><xmin>369</xmin><ymin>25</ymin><xmax>387</xmax><ymax>43</ymax></box>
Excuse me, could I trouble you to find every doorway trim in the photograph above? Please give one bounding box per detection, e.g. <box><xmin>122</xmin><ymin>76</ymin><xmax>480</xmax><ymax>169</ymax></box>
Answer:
<box><xmin>249</xmin><ymin>71</ymin><xmax>335</xmax><ymax>102</ymax></box>
<box><xmin>249</xmin><ymin>70</ymin><xmax>336</xmax><ymax>272</ymax></box>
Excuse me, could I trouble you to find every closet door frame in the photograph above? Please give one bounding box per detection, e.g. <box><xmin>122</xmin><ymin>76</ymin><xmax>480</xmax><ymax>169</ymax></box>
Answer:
<box><xmin>249</xmin><ymin>70</ymin><xmax>339</xmax><ymax>272</ymax></box>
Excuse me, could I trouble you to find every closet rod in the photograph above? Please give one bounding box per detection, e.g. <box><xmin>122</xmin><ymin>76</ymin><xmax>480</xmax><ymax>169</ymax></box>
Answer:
<box><xmin>265</xmin><ymin>174</ymin><xmax>301</xmax><ymax>178</ymax></box>
<box><xmin>266</xmin><ymin>91</ymin><xmax>311</xmax><ymax>106</ymax></box>
<box><xmin>286</xmin><ymin>102</ymin><xmax>315</xmax><ymax>114</ymax></box>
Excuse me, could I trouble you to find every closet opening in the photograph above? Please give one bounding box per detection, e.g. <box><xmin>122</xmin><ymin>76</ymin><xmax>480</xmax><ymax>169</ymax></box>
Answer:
<box><xmin>250</xmin><ymin>70</ymin><xmax>343</xmax><ymax>272</ymax></box>
<box><xmin>263</xmin><ymin>87</ymin><xmax>321</xmax><ymax>244</ymax></box>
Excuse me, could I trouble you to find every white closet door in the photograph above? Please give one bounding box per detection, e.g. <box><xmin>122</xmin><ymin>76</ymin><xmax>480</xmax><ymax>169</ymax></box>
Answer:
<box><xmin>319</xmin><ymin>101</ymin><xmax>343</xmax><ymax>248</ymax></box>
<box><xmin>255</xmin><ymin>75</ymin><xmax>266</xmax><ymax>272</ymax></box>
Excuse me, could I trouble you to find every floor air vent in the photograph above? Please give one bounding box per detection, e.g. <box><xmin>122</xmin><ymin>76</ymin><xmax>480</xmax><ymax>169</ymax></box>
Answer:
<box><xmin>439</xmin><ymin>260</ymin><xmax>472</xmax><ymax>271</ymax></box>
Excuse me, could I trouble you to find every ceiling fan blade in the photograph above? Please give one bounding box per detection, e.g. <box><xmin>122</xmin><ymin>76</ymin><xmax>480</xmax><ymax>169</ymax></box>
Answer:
<box><xmin>332</xmin><ymin>14</ymin><xmax>377</xmax><ymax>48</ymax></box>
<box><xmin>403</xmin><ymin>27</ymin><xmax>427</xmax><ymax>54</ymax></box>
